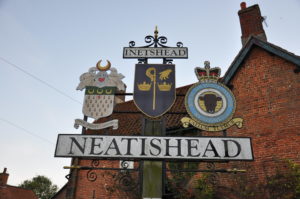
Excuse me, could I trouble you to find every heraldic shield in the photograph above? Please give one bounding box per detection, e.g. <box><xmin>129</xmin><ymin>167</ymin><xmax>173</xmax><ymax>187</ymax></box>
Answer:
<box><xmin>134</xmin><ymin>64</ymin><xmax>176</xmax><ymax>117</ymax></box>
<box><xmin>82</xmin><ymin>86</ymin><xmax>116</xmax><ymax>119</ymax></box>
<box><xmin>74</xmin><ymin>59</ymin><xmax>126</xmax><ymax>130</ymax></box>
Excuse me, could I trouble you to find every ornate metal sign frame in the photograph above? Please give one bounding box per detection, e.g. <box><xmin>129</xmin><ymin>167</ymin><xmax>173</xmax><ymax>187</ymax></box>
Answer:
<box><xmin>123</xmin><ymin>26</ymin><xmax>188</xmax><ymax>64</ymax></box>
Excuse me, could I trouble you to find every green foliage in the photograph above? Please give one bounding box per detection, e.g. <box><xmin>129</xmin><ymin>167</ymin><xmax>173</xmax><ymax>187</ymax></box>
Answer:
<box><xmin>232</xmin><ymin>159</ymin><xmax>300</xmax><ymax>199</ymax></box>
<box><xmin>266</xmin><ymin>160</ymin><xmax>300</xmax><ymax>199</ymax></box>
<box><xmin>194</xmin><ymin>174</ymin><xmax>215</xmax><ymax>199</ymax></box>
<box><xmin>166</xmin><ymin>162</ymin><xmax>198</xmax><ymax>199</ymax></box>
<box><xmin>166</xmin><ymin>159</ymin><xmax>300</xmax><ymax>199</ymax></box>
<box><xmin>166</xmin><ymin>162</ymin><xmax>216</xmax><ymax>199</ymax></box>
<box><xmin>168</xmin><ymin>162</ymin><xmax>198</xmax><ymax>182</ymax></box>
<box><xmin>231</xmin><ymin>169</ymin><xmax>259</xmax><ymax>199</ymax></box>
<box><xmin>19</xmin><ymin>175</ymin><xmax>58</xmax><ymax>199</ymax></box>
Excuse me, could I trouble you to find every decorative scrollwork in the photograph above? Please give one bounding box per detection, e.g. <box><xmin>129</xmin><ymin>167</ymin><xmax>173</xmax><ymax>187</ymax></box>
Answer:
<box><xmin>119</xmin><ymin>173</ymin><xmax>135</xmax><ymax>191</ymax></box>
<box><xmin>158</xmin><ymin>36</ymin><xmax>167</xmax><ymax>44</ymax></box>
<box><xmin>177</xmin><ymin>42</ymin><xmax>183</xmax><ymax>47</ymax></box>
<box><xmin>208</xmin><ymin>172</ymin><xmax>218</xmax><ymax>186</ymax></box>
<box><xmin>206</xmin><ymin>162</ymin><xmax>218</xmax><ymax>185</ymax></box>
<box><xmin>91</xmin><ymin>160</ymin><xmax>100</xmax><ymax>167</ymax></box>
<box><xmin>102</xmin><ymin>169</ymin><xmax>140</xmax><ymax>194</ymax></box>
<box><xmin>87</xmin><ymin>160</ymin><xmax>100</xmax><ymax>182</ymax></box>
<box><xmin>84</xmin><ymin>160</ymin><xmax>140</xmax><ymax>194</ymax></box>
<box><xmin>102</xmin><ymin>171</ymin><xmax>117</xmax><ymax>193</ymax></box>
<box><xmin>116</xmin><ymin>171</ymin><xmax>139</xmax><ymax>192</ymax></box>
<box><xmin>128</xmin><ymin>29</ymin><xmax>184</xmax><ymax>48</ymax></box>
<box><xmin>129</xmin><ymin>41</ymin><xmax>135</xmax><ymax>47</ymax></box>
<box><xmin>145</xmin><ymin>35</ymin><xmax>154</xmax><ymax>44</ymax></box>
<box><xmin>138</xmin><ymin>58</ymin><xmax>147</xmax><ymax>64</ymax></box>
<box><xmin>120</xmin><ymin>160</ymin><xmax>130</xmax><ymax>169</ymax></box>
<box><xmin>87</xmin><ymin>170</ymin><xmax>97</xmax><ymax>182</ymax></box>
<box><xmin>164</xmin><ymin>58</ymin><xmax>173</xmax><ymax>64</ymax></box>
<box><xmin>206</xmin><ymin>162</ymin><xmax>216</xmax><ymax>170</ymax></box>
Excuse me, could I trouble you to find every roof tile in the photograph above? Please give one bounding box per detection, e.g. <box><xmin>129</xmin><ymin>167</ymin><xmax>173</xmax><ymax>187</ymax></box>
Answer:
<box><xmin>0</xmin><ymin>185</ymin><xmax>38</xmax><ymax>199</ymax></box>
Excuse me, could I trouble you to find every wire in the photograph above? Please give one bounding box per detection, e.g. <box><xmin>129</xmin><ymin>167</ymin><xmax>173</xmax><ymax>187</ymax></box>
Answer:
<box><xmin>0</xmin><ymin>118</ymin><xmax>55</xmax><ymax>145</ymax></box>
<box><xmin>0</xmin><ymin>56</ymin><xmax>82</xmax><ymax>105</ymax></box>
<box><xmin>0</xmin><ymin>57</ymin><xmax>81</xmax><ymax>146</ymax></box>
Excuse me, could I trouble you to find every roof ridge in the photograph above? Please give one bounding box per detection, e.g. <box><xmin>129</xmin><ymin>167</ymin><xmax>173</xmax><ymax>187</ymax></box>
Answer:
<box><xmin>5</xmin><ymin>184</ymin><xmax>36</xmax><ymax>191</ymax></box>
<box><xmin>223</xmin><ymin>36</ymin><xmax>300</xmax><ymax>84</ymax></box>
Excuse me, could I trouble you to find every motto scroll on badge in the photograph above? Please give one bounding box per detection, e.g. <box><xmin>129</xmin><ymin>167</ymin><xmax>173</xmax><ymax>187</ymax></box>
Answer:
<box><xmin>181</xmin><ymin>61</ymin><xmax>243</xmax><ymax>132</ymax></box>
<box><xmin>74</xmin><ymin>59</ymin><xmax>126</xmax><ymax>130</ymax></box>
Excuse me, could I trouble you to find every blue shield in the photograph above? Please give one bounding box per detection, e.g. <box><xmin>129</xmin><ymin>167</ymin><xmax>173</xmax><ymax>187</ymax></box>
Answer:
<box><xmin>134</xmin><ymin>64</ymin><xmax>176</xmax><ymax>117</ymax></box>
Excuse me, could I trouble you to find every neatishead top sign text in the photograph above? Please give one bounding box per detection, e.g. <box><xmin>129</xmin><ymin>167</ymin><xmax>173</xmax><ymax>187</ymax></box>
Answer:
<box><xmin>123</xmin><ymin>47</ymin><xmax>188</xmax><ymax>59</ymax></box>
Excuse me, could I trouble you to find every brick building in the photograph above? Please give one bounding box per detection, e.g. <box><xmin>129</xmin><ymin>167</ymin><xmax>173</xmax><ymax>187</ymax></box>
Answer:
<box><xmin>0</xmin><ymin>168</ymin><xmax>38</xmax><ymax>199</ymax></box>
<box><xmin>53</xmin><ymin>3</ymin><xmax>300</xmax><ymax>199</ymax></box>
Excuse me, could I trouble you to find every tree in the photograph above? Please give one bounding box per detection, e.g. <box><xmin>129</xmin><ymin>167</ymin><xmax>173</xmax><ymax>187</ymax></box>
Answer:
<box><xmin>19</xmin><ymin>175</ymin><xmax>58</xmax><ymax>199</ymax></box>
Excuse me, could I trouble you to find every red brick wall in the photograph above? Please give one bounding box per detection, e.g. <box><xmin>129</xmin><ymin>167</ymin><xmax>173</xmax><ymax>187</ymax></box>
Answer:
<box><xmin>51</xmin><ymin>185</ymin><xmax>67</xmax><ymax>199</ymax></box>
<box><xmin>216</xmin><ymin>46</ymin><xmax>300</xmax><ymax>196</ymax></box>
<box><xmin>74</xmin><ymin>159</ymin><xmax>139</xmax><ymax>199</ymax></box>
<box><xmin>230</xmin><ymin>46</ymin><xmax>300</xmax><ymax>163</ymax></box>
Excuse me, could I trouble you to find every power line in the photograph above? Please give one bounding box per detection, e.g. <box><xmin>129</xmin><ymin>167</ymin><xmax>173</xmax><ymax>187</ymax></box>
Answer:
<box><xmin>0</xmin><ymin>118</ymin><xmax>54</xmax><ymax>145</ymax></box>
<box><xmin>0</xmin><ymin>56</ymin><xmax>82</xmax><ymax>105</ymax></box>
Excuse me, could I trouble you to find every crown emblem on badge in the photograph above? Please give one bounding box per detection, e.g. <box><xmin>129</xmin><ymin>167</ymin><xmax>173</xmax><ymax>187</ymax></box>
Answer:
<box><xmin>138</xmin><ymin>81</ymin><xmax>152</xmax><ymax>91</ymax></box>
<box><xmin>195</xmin><ymin>61</ymin><xmax>221</xmax><ymax>82</ymax></box>
<box><xmin>158</xmin><ymin>82</ymin><xmax>172</xmax><ymax>91</ymax></box>
<box><xmin>181</xmin><ymin>61</ymin><xmax>243</xmax><ymax>132</ymax></box>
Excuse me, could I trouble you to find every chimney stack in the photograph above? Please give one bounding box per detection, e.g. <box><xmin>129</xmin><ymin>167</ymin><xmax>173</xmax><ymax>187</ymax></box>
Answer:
<box><xmin>0</xmin><ymin>168</ymin><xmax>9</xmax><ymax>186</ymax></box>
<box><xmin>238</xmin><ymin>2</ymin><xmax>267</xmax><ymax>46</ymax></box>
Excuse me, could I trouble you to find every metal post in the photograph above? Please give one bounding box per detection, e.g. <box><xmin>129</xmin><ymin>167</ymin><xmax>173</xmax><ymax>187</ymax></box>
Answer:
<box><xmin>142</xmin><ymin>118</ymin><xmax>164</xmax><ymax>199</ymax></box>
<box><xmin>66</xmin><ymin>115</ymin><xmax>87</xmax><ymax>199</ymax></box>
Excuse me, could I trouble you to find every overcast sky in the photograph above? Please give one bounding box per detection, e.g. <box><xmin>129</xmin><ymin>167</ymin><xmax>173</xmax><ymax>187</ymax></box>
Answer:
<box><xmin>0</xmin><ymin>0</ymin><xmax>299</xmax><ymax>189</ymax></box>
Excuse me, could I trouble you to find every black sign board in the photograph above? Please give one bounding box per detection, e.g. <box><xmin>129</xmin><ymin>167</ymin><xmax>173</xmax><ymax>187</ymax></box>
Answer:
<box><xmin>134</xmin><ymin>64</ymin><xmax>176</xmax><ymax>117</ymax></box>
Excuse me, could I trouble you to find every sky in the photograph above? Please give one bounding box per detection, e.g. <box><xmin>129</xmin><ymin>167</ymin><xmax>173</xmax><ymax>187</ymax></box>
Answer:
<box><xmin>0</xmin><ymin>0</ymin><xmax>299</xmax><ymax>189</ymax></box>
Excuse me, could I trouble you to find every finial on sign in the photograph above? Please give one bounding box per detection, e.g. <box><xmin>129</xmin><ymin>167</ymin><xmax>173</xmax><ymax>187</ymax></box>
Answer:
<box><xmin>96</xmin><ymin>59</ymin><xmax>111</xmax><ymax>71</ymax></box>
<box><xmin>204</xmin><ymin>61</ymin><xmax>210</xmax><ymax>69</ymax></box>
<box><xmin>154</xmin><ymin>26</ymin><xmax>158</xmax><ymax>39</ymax></box>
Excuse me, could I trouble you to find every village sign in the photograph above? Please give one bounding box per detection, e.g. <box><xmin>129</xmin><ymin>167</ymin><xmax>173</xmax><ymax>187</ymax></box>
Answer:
<box><xmin>55</xmin><ymin>134</ymin><xmax>253</xmax><ymax>161</ymax></box>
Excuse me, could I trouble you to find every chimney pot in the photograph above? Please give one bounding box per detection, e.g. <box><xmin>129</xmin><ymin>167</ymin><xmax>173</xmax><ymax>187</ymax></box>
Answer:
<box><xmin>240</xmin><ymin>2</ymin><xmax>247</xmax><ymax>9</ymax></box>
<box><xmin>0</xmin><ymin>167</ymin><xmax>9</xmax><ymax>186</ymax></box>
<box><xmin>238</xmin><ymin>4</ymin><xmax>267</xmax><ymax>46</ymax></box>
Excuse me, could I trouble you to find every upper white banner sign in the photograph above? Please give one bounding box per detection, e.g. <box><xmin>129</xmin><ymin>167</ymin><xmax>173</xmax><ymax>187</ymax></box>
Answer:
<box><xmin>123</xmin><ymin>47</ymin><xmax>188</xmax><ymax>59</ymax></box>
<box><xmin>55</xmin><ymin>135</ymin><xmax>253</xmax><ymax>161</ymax></box>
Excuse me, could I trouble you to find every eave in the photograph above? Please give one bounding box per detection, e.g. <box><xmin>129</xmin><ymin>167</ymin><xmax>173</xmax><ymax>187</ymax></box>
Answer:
<box><xmin>223</xmin><ymin>36</ymin><xmax>300</xmax><ymax>85</ymax></box>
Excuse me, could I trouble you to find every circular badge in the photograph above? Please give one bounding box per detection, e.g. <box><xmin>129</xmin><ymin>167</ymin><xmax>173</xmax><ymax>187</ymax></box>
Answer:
<box><xmin>185</xmin><ymin>82</ymin><xmax>236</xmax><ymax>125</ymax></box>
